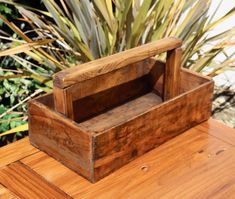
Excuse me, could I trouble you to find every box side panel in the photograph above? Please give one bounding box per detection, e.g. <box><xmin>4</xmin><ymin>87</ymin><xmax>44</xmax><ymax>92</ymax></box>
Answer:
<box><xmin>180</xmin><ymin>68</ymin><xmax>210</xmax><ymax>92</ymax></box>
<box><xmin>93</xmin><ymin>81</ymin><xmax>214</xmax><ymax>181</ymax></box>
<box><xmin>28</xmin><ymin>100</ymin><xmax>93</xmax><ymax>181</ymax></box>
<box><xmin>150</xmin><ymin>67</ymin><xmax>212</xmax><ymax>96</ymax></box>
<box><xmin>54</xmin><ymin>58</ymin><xmax>156</xmax><ymax>121</ymax></box>
<box><xmin>36</xmin><ymin>92</ymin><xmax>54</xmax><ymax>108</ymax></box>
<box><xmin>73</xmin><ymin>75</ymin><xmax>152</xmax><ymax>123</ymax></box>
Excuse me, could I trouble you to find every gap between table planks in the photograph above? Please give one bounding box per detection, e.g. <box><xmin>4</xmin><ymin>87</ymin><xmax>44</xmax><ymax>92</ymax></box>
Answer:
<box><xmin>0</xmin><ymin>119</ymin><xmax>235</xmax><ymax>198</ymax></box>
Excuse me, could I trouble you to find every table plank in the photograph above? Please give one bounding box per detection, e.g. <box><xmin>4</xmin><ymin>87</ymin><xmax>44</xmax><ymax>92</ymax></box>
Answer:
<box><xmin>21</xmin><ymin>151</ymin><xmax>91</xmax><ymax>197</ymax></box>
<box><xmin>0</xmin><ymin>162</ymin><xmax>72</xmax><ymax>199</ymax></box>
<box><xmin>0</xmin><ymin>184</ymin><xmax>19</xmax><ymax>199</ymax></box>
<box><xmin>21</xmin><ymin>120</ymin><xmax>235</xmax><ymax>199</ymax></box>
<box><xmin>197</xmin><ymin>118</ymin><xmax>235</xmax><ymax>146</ymax></box>
<box><xmin>0</xmin><ymin>138</ymin><xmax>38</xmax><ymax>168</ymax></box>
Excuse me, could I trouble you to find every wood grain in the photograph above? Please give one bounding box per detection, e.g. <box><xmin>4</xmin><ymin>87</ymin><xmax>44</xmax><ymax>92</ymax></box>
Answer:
<box><xmin>21</xmin><ymin>120</ymin><xmax>235</xmax><ymax>199</ymax></box>
<box><xmin>28</xmin><ymin>98</ymin><xmax>93</xmax><ymax>181</ymax></box>
<box><xmin>66</xmin><ymin>58</ymin><xmax>155</xmax><ymax>101</ymax></box>
<box><xmin>0</xmin><ymin>184</ymin><xmax>19</xmax><ymax>199</ymax></box>
<box><xmin>180</xmin><ymin>68</ymin><xmax>210</xmax><ymax>92</ymax></box>
<box><xmin>53</xmin><ymin>38</ymin><xmax>182</xmax><ymax>120</ymax></box>
<box><xmin>53</xmin><ymin>86</ymin><xmax>68</xmax><ymax>116</ymax></box>
<box><xmin>149</xmin><ymin>65</ymin><xmax>211</xmax><ymax>96</ymax></box>
<box><xmin>0</xmin><ymin>138</ymin><xmax>38</xmax><ymax>168</ymax></box>
<box><xmin>55</xmin><ymin>60</ymin><xmax>165</xmax><ymax>121</ymax></box>
<box><xmin>149</xmin><ymin>60</ymin><xmax>165</xmax><ymax>96</ymax></box>
<box><xmin>55</xmin><ymin>58</ymin><xmax>156</xmax><ymax>120</ymax></box>
<box><xmin>0</xmin><ymin>162</ymin><xmax>71</xmax><ymax>199</ymax></box>
<box><xmin>54</xmin><ymin>37</ymin><xmax>182</xmax><ymax>88</ymax></box>
<box><xmin>197</xmin><ymin>118</ymin><xmax>235</xmax><ymax>146</ymax></box>
<box><xmin>29</xmin><ymin>66</ymin><xmax>214</xmax><ymax>182</ymax></box>
<box><xmin>164</xmin><ymin>48</ymin><xmax>181</xmax><ymax>100</ymax></box>
<box><xmin>91</xmin><ymin>80</ymin><xmax>213</xmax><ymax>181</ymax></box>
<box><xmin>78</xmin><ymin>92</ymin><xmax>162</xmax><ymax>132</ymax></box>
<box><xmin>73</xmin><ymin>76</ymin><xmax>152</xmax><ymax>122</ymax></box>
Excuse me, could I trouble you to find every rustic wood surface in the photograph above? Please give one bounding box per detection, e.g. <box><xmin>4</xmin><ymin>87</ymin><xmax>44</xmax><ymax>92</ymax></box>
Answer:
<box><xmin>54</xmin><ymin>37</ymin><xmax>182</xmax><ymax>88</ymax></box>
<box><xmin>0</xmin><ymin>138</ymin><xmax>38</xmax><ymax>168</ymax></box>
<box><xmin>78</xmin><ymin>92</ymin><xmax>162</xmax><ymax>132</ymax></box>
<box><xmin>71</xmin><ymin>75</ymin><xmax>152</xmax><ymax>122</ymax></box>
<box><xmin>164</xmin><ymin>48</ymin><xmax>182</xmax><ymax>100</ymax></box>
<box><xmin>28</xmin><ymin>98</ymin><xmax>93</xmax><ymax>181</ymax></box>
<box><xmin>0</xmin><ymin>184</ymin><xmax>19</xmax><ymax>199</ymax></box>
<box><xmin>53</xmin><ymin>38</ymin><xmax>182</xmax><ymax>120</ymax></box>
<box><xmin>0</xmin><ymin>162</ymin><xmax>72</xmax><ymax>199</ymax></box>
<box><xmin>90</xmin><ymin>80</ymin><xmax>213</xmax><ymax>181</ymax></box>
<box><xmin>29</xmin><ymin>66</ymin><xmax>213</xmax><ymax>182</ymax></box>
<box><xmin>1</xmin><ymin>119</ymin><xmax>235</xmax><ymax>198</ymax></box>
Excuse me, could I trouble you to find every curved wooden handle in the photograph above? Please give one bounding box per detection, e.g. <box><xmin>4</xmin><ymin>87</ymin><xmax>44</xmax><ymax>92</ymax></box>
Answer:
<box><xmin>53</xmin><ymin>37</ymin><xmax>182</xmax><ymax>120</ymax></box>
<box><xmin>54</xmin><ymin>37</ymin><xmax>182</xmax><ymax>89</ymax></box>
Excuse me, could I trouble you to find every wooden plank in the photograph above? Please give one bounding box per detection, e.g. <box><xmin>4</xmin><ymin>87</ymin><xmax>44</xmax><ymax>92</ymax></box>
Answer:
<box><xmin>65</xmin><ymin>58</ymin><xmax>155</xmax><ymax>101</ymax></box>
<box><xmin>54</xmin><ymin>39</ymin><xmax>182</xmax><ymax>119</ymax></box>
<box><xmin>180</xmin><ymin>68</ymin><xmax>211</xmax><ymax>92</ymax></box>
<box><xmin>73</xmin><ymin>76</ymin><xmax>153</xmax><ymax>122</ymax></box>
<box><xmin>28</xmin><ymin>99</ymin><xmax>93</xmax><ymax>181</ymax></box>
<box><xmin>164</xmin><ymin>48</ymin><xmax>182</xmax><ymax>100</ymax></box>
<box><xmin>0</xmin><ymin>184</ymin><xmax>19</xmax><ymax>199</ymax></box>
<box><xmin>53</xmin><ymin>86</ymin><xmax>67</xmax><ymax>115</ymax></box>
<box><xmin>0</xmin><ymin>138</ymin><xmax>38</xmax><ymax>168</ymax></box>
<box><xmin>149</xmin><ymin>64</ymin><xmax>213</xmax><ymax>96</ymax></box>
<box><xmin>55</xmin><ymin>59</ymin><xmax>162</xmax><ymax>121</ymax></box>
<box><xmin>21</xmin><ymin>151</ymin><xmax>90</xmax><ymax>198</ymax></box>
<box><xmin>30</xmin><ymin>66</ymin><xmax>213</xmax><ymax>182</ymax></box>
<box><xmin>54</xmin><ymin>37</ymin><xmax>182</xmax><ymax>88</ymax></box>
<box><xmin>149</xmin><ymin>60</ymin><xmax>165</xmax><ymax>96</ymax></box>
<box><xmin>91</xmin><ymin>81</ymin><xmax>213</xmax><ymax>181</ymax></box>
<box><xmin>36</xmin><ymin>92</ymin><xmax>54</xmax><ymax>108</ymax></box>
<box><xmin>0</xmin><ymin>162</ymin><xmax>72</xmax><ymax>199</ymax></box>
<box><xmin>197</xmin><ymin>118</ymin><xmax>235</xmax><ymax>146</ymax></box>
<box><xmin>149</xmin><ymin>65</ymin><xmax>213</xmax><ymax>96</ymax></box>
<box><xmin>21</xmin><ymin>120</ymin><xmax>235</xmax><ymax>198</ymax></box>
<box><xmin>78</xmin><ymin>92</ymin><xmax>162</xmax><ymax>132</ymax></box>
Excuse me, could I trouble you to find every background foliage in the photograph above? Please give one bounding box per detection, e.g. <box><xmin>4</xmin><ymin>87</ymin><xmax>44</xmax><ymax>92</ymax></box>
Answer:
<box><xmin>0</xmin><ymin>0</ymin><xmax>234</xmax><ymax>145</ymax></box>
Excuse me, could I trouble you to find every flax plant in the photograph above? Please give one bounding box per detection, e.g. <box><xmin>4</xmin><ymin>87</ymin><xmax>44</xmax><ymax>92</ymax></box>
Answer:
<box><xmin>0</xmin><ymin>0</ymin><xmax>234</xmax><ymax>136</ymax></box>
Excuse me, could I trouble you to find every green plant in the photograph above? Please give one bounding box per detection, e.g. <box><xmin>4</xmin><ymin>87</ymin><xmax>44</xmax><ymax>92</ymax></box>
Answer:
<box><xmin>0</xmin><ymin>3</ymin><xmax>18</xmax><ymax>26</ymax></box>
<box><xmin>0</xmin><ymin>57</ymin><xmax>44</xmax><ymax>145</ymax></box>
<box><xmin>0</xmin><ymin>0</ymin><xmax>234</xmax><ymax>141</ymax></box>
<box><xmin>0</xmin><ymin>2</ymin><xmax>49</xmax><ymax>143</ymax></box>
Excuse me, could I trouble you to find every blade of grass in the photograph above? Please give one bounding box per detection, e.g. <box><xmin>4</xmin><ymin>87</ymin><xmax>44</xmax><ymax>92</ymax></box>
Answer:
<box><xmin>0</xmin><ymin>39</ymin><xmax>54</xmax><ymax>57</ymax></box>
<box><xmin>0</xmin><ymin>123</ymin><xmax>28</xmax><ymax>137</ymax></box>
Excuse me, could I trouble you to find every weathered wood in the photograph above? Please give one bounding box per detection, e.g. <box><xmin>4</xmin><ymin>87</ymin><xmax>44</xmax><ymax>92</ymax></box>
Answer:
<box><xmin>180</xmin><ymin>68</ymin><xmax>210</xmax><ymax>92</ymax></box>
<box><xmin>54</xmin><ymin>59</ymin><xmax>157</xmax><ymax>120</ymax></box>
<box><xmin>28</xmin><ymin>37</ymin><xmax>215</xmax><ymax>182</ymax></box>
<box><xmin>198</xmin><ymin>119</ymin><xmax>235</xmax><ymax>146</ymax></box>
<box><xmin>149</xmin><ymin>59</ymin><xmax>165</xmax><ymax>96</ymax></box>
<box><xmin>78</xmin><ymin>92</ymin><xmax>162</xmax><ymax>132</ymax></box>
<box><xmin>164</xmin><ymin>48</ymin><xmax>182</xmax><ymax>100</ymax></box>
<box><xmin>149</xmin><ymin>64</ymin><xmax>211</xmax><ymax>96</ymax></box>
<box><xmin>67</xmin><ymin>58</ymin><xmax>155</xmax><ymax>101</ymax></box>
<box><xmin>91</xmin><ymin>81</ymin><xmax>213</xmax><ymax>181</ymax></box>
<box><xmin>54</xmin><ymin>37</ymin><xmax>182</xmax><ymax>88</ymax></box>
<box><xmin>28</xmin><ymin>97</ymin><xmax>93</xmax><ymax>181</ymax></box>
<box><xmin>0</xmin><ymin>162</ymin><xmax>72</xmax><ymax>199</ymax></box>
<box><xmin>73</xmin><ymin>76</ymin><xmax>152</xmax><ymax>122</ymax></box>
<box><xmin>29</xmin><ymin>66</ymin><xmax>214</xmax><ymax>182</ymax></box>
<box><xmin>0</xmin><ymin>137</ymin><xmax>38</xmax><ymax>168</ymax></box>
<box><xmin>53</xmin><ymin>86</ymin><xmax>67</xmax><ymax>116</ymax></box>
<box><xmin>53</xmin><ymin>39</ymin><xmax>182</xmax><ymax>120</ymax></box>
<box><xmin>0</xmin><ymin>184</ymin><xmax>19</xmax><ymax>199</ymax></box>
<box><xmin>21</xmin><ymin>120</ymin><xmax>235</xmax><ymax>198</ymax></box>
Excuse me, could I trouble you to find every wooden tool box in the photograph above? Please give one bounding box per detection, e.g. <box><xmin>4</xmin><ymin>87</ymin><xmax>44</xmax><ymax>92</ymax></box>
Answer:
<box><xmin>28</xmin><ymin>37</ymin><xmax>214</xmax><ymax>182</ymax></box>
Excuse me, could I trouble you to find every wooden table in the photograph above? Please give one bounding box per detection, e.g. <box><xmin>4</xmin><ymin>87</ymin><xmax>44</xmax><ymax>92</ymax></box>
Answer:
<box><xmin>0</xmin><ymin>119</ymin><xmax>235</xmax><ymax>199</ymax></box>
